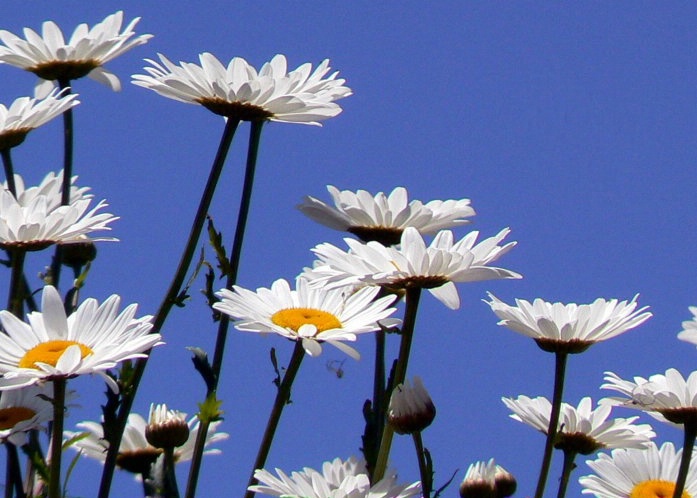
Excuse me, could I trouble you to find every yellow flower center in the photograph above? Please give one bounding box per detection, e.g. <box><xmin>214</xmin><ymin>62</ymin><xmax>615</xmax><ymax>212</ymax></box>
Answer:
<box><xmin>270</xmin><ymin>308</ymin><xmax>342</xmax><ymax>335</ymax></box>
<box><xmin>630</xmin><ymin>480</ymin><xmax>691</xmax><ymax>498</ymax></box>
<box><xmin>0</xmin><ymin>407</ymin><xmax>36</xmax><ymax>430</ymax></box>
<box><xmin>18</xmin><ymin>340</ymin><xmax>93</xmax><ymax>369</ymax></box>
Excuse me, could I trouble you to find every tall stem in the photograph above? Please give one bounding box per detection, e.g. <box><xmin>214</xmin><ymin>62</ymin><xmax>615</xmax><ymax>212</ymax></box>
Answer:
<box><xmin>373</xmin><ymin>287</ymin><xmax>422</xmax><ymax>482</ymax></box>
<box><xmin>244</xmin><ymin>341</ymin><xmax>305</xmax><ymax>498</ymax></box>
<box><xmin>1</xmin><ymin>149</ymin><xmax>16</xmax><ymax>195</ymax></box>
<box><xmin>6</xmin><ymin>249</ymin><xmax>26</xmax><ymax>318</ymax></box>
<box><xmin>412</xmin><ymin>432</ymin><xmax>432</xmax><ymax>498</ymax></box>
<box><xmin>5</xmin><ymin>443</ymin><xmax>26</xmax><ymax>498</ymax></box>
<box><xmin>163</xmin><ymin>447</ymin><xmax>181</xmax><ymax>498</ymax></box>
<box><xmin>185</xmin><ymin>121</ymin><xmax>264</xmax><ymax>498</ymax></box>
<box><xmin>556</xmin><ymin>449</ymin><xmax>577</xmax><ymax>498</ymax></box>
<box><xmin>97</xmin><ymin>118</ymin><xmax>240</xmax><ymax>498</ymax></box>
<box><xmin>534</xmin><ymin>352</ymin><xmax>568</xmax><ymax>498</ymax></box>
<box><xmin>48</xmin><ymin>377</ymin><xmax>67</xmax><ymax>498</ymax></box>
<box><xmin>673</xmin><ymin>420</ymin><xmax>697</xmax><ymax>498</ymax></box>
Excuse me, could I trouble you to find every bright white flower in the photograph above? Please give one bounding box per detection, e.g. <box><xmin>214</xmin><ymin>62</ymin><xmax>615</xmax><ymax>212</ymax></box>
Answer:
<box><xmin>0</xmin><ymin>89</ymin><xmax>79</xmax><ymax>150</ymax></box>
<box><xmin>486</xmin><ymin>294</ymin><xmax>651</xmax><ymax>353</ymax></box>
<box><xmin>249</xmin><ymin>456</ymin><xmax>421</xmax><ymax>498</ymax></box>
<box><xmin>309</xmin><ymin>227</ymin><xmax>520</xmax><ymax>310</ymax></box>
<box><xmin>298</xmin><ymin>186</ymin><xmax>475</xmax><ymax>245</ymax></box>
<box><xmin>0</xmin><ymin>11</ymin><xmax>152</xmax><ymax>97</ymax></box>
<box><xmin>388</xmin><ymin>376</ymin><xmax>436</xmax><ymax>434</ymax></box>
<box><xmin>678</xmin><ymin>307</ymin><xmax>697</xmax><ymax>348</ymax></box>
<box><xmin>65</xmin><ymin>412</ymin><xmax>228</xmax><ymax>475</ymax></box>
<box><xmin>132</xmin><ymin>53</ymin><xmax>351</xmax><ymax>125</ymax></box>
<box><xmin>502</xmin><ymin>395</ymin><xmax>654</xmax><ymax>453</ymax></box>
<box><xmin>459</xmin><ymin>459</ymin><xmax>497</xmax><ymax>498</ymax></box>
<box><xmin>602</xmin><ymin>368</ymin><xmax>697</xmax><ymax>426</ymax></box>
<box><xmin>213</xmin><ymin>277</ymin><xmax>397</xmax><ymax>360</ymax></box>
<box><xmin>0</xmin><ymin>174</ymin><xmax>117</xmax><ymax>251</ymax></box>
<box><xmin>0</xmin><ymin>285</ymin><xmax>160</xmax><ymax>392</ymax></box>
<box><xmin>580</xmin><ymin>442</ymin><xmax>697</xmax><ymax>498</ymax></box>
<box><xmin>0</xmin><ymin>384</ymin><xmax>53</xmax><ymax>446</ymax></box>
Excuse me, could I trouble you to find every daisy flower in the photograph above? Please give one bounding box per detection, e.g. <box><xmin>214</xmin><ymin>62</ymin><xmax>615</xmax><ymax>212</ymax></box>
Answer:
<box><xmin>0</xmin><ymin>174</ymin><xmax>117</xmax><ymax>251</ymax></box>
<box><xmin>146</xmin><ymin>403</ymin><xmax>189</xmax><ymax>449</ymax></box>
<box><xmin>678</xmin><ymin>307</ymin><xmax>697</xmax><ymax>348</ymax></box>
<box><xmin>249</xmin><ymin>456</ymin><xmax>421</xmax><ymax>498</ymax></box>
<box><xmin>0</xmin><ymin>285</ymin><xmax>160</xmax><ymax>392</ymax></box>
<box><xmin>308</xmin><ymin>226</ymin><xmax>521</xmax><ymax>310</ymax></box>
<box><xmin>65</xmin><ymin>412</ymin><xmax>228</xmax><ymax>475</ymax></box>
<box><xmin>486</xmin><ymin>294</ymin><xmax>651</xmax><ymax>353</ymax></box>
<box><xmin>132</xmin><ymin>53</ymin><xmax>351</xmax><ymax>125</ymax></box>
<box><xmin>388</xmin><ymin>376</ymin><xmax>436</xmax><ymax>435</ymax></box>
<box><xmin>580</xmin><ymin>442</ymin><xmax>697</xmax><ymax>498</ymax></box>
<box><xmin>297</xmin><ymin>186</ymin><xmax>475</xmax><ymax>245</ymax></box>
<box><xmin>213</xmin><ymin>277</ymin><xmax>397</xmax><ymax>359</ymax></box>
<box><xmin>0</xmin><ymin>89</ymin><xmax>79</xmax><ymax>150</ymax></box>
<box><xmin>0</xmin><ymin>11</ymin><xmax>152</xmax><ymax>97</ymax></box>
<box><xmin>502</xmin><ymin>395</ymin><xmax>654</xmax><ymax>454</ymax></box>
<box><xmin>602</xmin><ymin>368</ymin><xmax>697</xmax><ymax>425</ymax></box>
<box><xmin>0</xmin><ymin>384</ymin><xmax>53</xmax><ymax>446</ymax></box>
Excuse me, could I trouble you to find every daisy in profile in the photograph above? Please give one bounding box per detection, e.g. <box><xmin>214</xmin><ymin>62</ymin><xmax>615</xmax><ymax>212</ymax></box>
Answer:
<box><xmin>503</xmin><ymin>395</ymin><xmax>654</xmax><ymax>453</ymax></box>
<box><xmin>65</xmin><ymin>412</ymin><xmax>228</xmax><ymax>476</ymax></box>
<box><xmin>580</xmin><ymin>442</ymin><xmax>697</xmax><ymax>498</ymax></box>
<box><xmin>132</xmin><ymin>53</ymin><xmax>351</xmax><ymax>125</ymax></box>
<box><xmin>678</xmin><ymin>307</ymin><xmax>697</xmax><ymax>348</ymax></box>
<box><xmin>8</xmin><ymin>170</ymin><xmax>91</xmax><ymax>210</ymax></box>
<box><xmin>0</xmin><ymin>384</ymin><xmax>53</xmax><ymax>446</ymax></box>
<box><xmin>0</xmin><ymin>285</ymin><xmax>160</xmax><ymax>392</ymax></box>
<box><xmin>249</xmin><ymin>456</ymin><xmax>421</xmax><ymax>498</ymax></box>
<box><xmin>0</xmin><ymin>11</ymin><xmax>152</xmax><ymax>97</ymax></box>
<box><xmin>486</xmin><ymin>294</ymin><xmax>651</xmax><ymax>354</ymax></box>
<box><xmin>0</xmin><ymin>90</ymin><xmax>79</xmax><ymax>150</ymax></box>
<box><xmin>297</xmin><ymin>186</ymin><xmax>475</xmax><ymax>245</ymax></box>
<box><xmin>213</xmin><ymin>277</ymin><xmax>397</xmax><ymax>359</ymax></box>
<box><xmin>308</xmin><ymin>227</ymin><xmax>520</xmax><ymax>310</ymax></box>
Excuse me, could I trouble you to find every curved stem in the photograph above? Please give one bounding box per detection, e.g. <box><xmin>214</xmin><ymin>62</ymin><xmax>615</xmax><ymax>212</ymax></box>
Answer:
<box><xmin>412</xmin><ymin>432</ymin><xmax>432</xmax><ymax>498</ymax></box>
<box><xmin>97</xmin><ymin>118</ymin><xmax>241</xmax><ymax>498</ymax></box>
<box><xmin>673</xmin><ymin>420</ymin><xmax>697</xmax><ymax>498</ymax></box>
<box><xmin>534</xmin><ymin>352</ymin><xmax>568</xmax><ymax>498</ymax></box>
<box><xmin>556</xmin><ymin>449</ymin><xmax>577</xmax><ymax>498</ymax></box>
<box><xmin>48</xmin><ymin>377</ymin><xmax>67</xmax><ymax>498</ymax></box>
<box><xmin>244</xmin><ymin>341</ymin><xmax>305</xmax><ymax>498</ymax></box>
<box><xmin>373</xmin><ymin>287</ymin><xmax>422</xmax><ymax>482</ymax></box>
<box><xmin>185</xmin><ymin>121</ymin><xmax>264</xmax><ymax>498</ymax></box>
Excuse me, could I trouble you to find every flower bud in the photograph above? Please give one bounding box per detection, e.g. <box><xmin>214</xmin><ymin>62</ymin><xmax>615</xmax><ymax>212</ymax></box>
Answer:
<box><xmin>494</xmin><ymin>465</ymin><xmax>517</xmax><ymax>498</ymax></box>
<box><xmin>387</xmin><ymin>376</ymin><xmax>436</xmax><ymax>435</ymax></box>
<box><xmin>145</xmin><ymin>404</ymin><xmax>189</xmax><ymax>449</ymax></box>
<box><xmin>459</xmin><ymin>459</ymin><xmax>496</xmax><ymax>498</ymax></box>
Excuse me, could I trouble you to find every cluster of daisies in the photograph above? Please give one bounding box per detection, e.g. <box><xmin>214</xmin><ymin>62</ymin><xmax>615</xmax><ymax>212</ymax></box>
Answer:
<box><xmin>0</xmin><ymin>8</ymin><xmax>694</xmax><ymax>498</ymax></box>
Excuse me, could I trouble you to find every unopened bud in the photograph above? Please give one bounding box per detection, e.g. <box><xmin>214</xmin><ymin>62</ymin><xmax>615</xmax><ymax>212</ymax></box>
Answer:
<box><xmin>494</xmin><ymin>464</ymin><xmax>517</xmax><ymax>498</ymax></box>
<box><xmin>145</xmin><ymin>403</ymin><xmax>189</xmax><ymax>449</ymax></box>
<box><xmin>459</xmin><ymin>459</ymin><xmax>496</xmax><ymax>498</ymax></box>
<box><xmin>388</xmin><ymin>376</ymin><xmax>436</xmax><ymax>435</ymax></box>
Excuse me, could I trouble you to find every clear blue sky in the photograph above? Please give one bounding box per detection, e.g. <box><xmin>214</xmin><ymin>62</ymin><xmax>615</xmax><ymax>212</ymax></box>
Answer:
<box><xmin>1</xmin><ymin>2</ymin><xmax>696</xmax><ymax>497</ymax></box>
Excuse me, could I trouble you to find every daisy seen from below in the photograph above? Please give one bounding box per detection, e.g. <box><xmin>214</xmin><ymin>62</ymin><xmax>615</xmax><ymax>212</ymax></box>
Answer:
<box><xmin>502</xmin><ymin>395</ymin><xmax>655</xmax><ymax>454</ymax></box>
<box><xmin>249</xmin><ymin>456</ymin><xmax>421</xmax><ymax>498</ymax></box>
<box><xmin>308</xmin><ymin>226</ymin><xmax>520</xmax><ymax>310</ymax></box>
<box><xmin>580</xmin><ymin>442</ymin><xmax>697</xmax><ymax>498</ymax></box>
<box><xmin>297</xmin><ymin>186</ymin><xmax>475</xmax><ymax>246</ymax></box>
<box><xmin>0</xmin><ymin>89</ymin><xmax>79</xmax><ymax>150</ymax></box>
<box><xmin>0</xmin><ymin>384</ymin><xmax>53</xmax><ymax>446</ymax></box>
<box><xmin>0</xmin><ymin>285</ymin><xmax>160</xmax><ymax>391</ymax></box>
<box><xmin>213</xmin><ymin>277</ymin><xmax>398</xmax><ymax>359</ymax></box>
<box><xmin>132</xmin><ymin>53</ymin><xmax>351</xmax><ymax>125</ymax></box>
<box><xmin>678</xmin><ymin>307</ymin><xmax>697</xmax><ymax>348</ymax></box>
<box><xmin>0</xmin><ymin>174</ymin><xmax>117</xmax><ymax>251</ymax></box>
<box><xmin>0</xmin><ymin>11</ymin><xmax>152</xmax><ymax>97</ymax></box>
<box><xmin>486</xmin><ymin>294</ymin><xmax>651</xmax><ymax>353</ymax></box>
<box><xmin>64</xmin><ymin>412</ymin><xmax>228</xmax><ymax>476</ymax></box>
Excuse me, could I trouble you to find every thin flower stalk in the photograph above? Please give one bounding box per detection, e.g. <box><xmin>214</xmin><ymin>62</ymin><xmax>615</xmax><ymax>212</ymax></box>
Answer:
<box><xmin>556</xmin><ymin>449</ymin><xmax>577</xmax><ymax>498</ymax></box>
<box><xmin>674</xmin><ymin>420</ymin><xmax>697</xmax><ymax>498</ymax></box>
<box><xmin>185</xmin><ymin>120</ymin><xmax>265</xmax><ymax>498</ymax></box>
<box><xmin>1</xmin><ymin>149</ymin><xmax>16</xmax><ymax>195</ymax></box>
<box><xmin>48</xmin><ymin>377</ymin><xmax>67</xmax><ymax>498</ymax></box>
<box><xmin>412</xmin><ymin>432</ymin><xmax>432</xmax><ymax>498</ymax></box>
<box><xmin>6</xmin><ymin>248</ymin><xmax>26</xmax><ymax>317</ymax></box>
<box><xmin>97</xmin><ymin>117</ymin><xmax>241</xmax><ymax>498</ymax></box>
<box><xmin>5</xmin><ymin>443</ymin><xmax>25</xmax><ymax>498</ymax></box>
<box><xmin>373</xmin><ymin>287</ymin><xmax>422</xmax><ymax>482</ymax></box>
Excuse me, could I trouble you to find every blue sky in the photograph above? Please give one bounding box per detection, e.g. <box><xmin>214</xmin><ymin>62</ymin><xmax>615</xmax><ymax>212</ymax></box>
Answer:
<box><xmin>1</xmin><ymin>2</ymin><xmax>697</xmax><ymax>497</ymax></box>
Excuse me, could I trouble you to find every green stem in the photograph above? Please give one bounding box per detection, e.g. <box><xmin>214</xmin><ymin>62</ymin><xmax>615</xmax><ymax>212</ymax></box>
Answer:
<box><xmin>48</xmin><ymin>377</ymin><xmax>67</xmax><ymax>498</ymax></box>
<box><xmin>364</xmin><ymin>328</ymin><xmax>386</xmax><ymax>480</ymax></box>
<box><xmin>185</xmin><ymin>121</ymin><xmax>264</xmax><ymax>498</ymax></box>
<box><xmin>244</xmin><ymin>341</ymin><xmax>305</xmax><ymax>498</ymax></box>
<box><xmin>373</xmin><ymin>287</ymin><xmax>422</xmax><ymax>482</ymax></box>
<box><xmin>6</xmin><ymin>249</ymin><xmax>26</xmax><ymax>317</ymax></box>
<box><xmin>556</xmin><ymin>449</ymin><xmax>577</xmax><ymax>498</ymax></box>
<box><xmin>5</xmin><ymin>443</ymin><xmax>26</xmax><ymax>498</ymax></box>
<box><xmin>673</xmin><ymin>420</ymin><xmax>697</xmax><ymax>498</ymax></box>
<box><xmin>97</xmin><ymin>118</ymin><xmax>241</xmax><ymax>498</ymax></box>
<box><xmin>163</xmin><ymin>447</ymin><xmax>181</xmax><ymax>498</ymax></box>
<box><xmin>1</xmin><ymin>149</ymin><xmax>16</xmax><ymax>195</ymax></box>
<box><xmin>534</xmin><ymin>352</ymin><xmax>568</xmax><ymax>498</ymax></box>
<box><xmin>412</xmin><ymin>432</ymin><xmax>432</xmax><ymax>498</ymax></box>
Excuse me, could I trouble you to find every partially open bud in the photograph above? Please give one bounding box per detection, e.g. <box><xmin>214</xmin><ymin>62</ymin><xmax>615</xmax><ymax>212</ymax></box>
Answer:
<box><xmin>145</xmin><ymin>404</ymin><xmax>189</xmax><ymax>449</ymax></box>
<box><xmin>459</xmin><ymin>459</ymin><xmax>497</xmax><ymax>498</ymax></box>
<box><xmin>388</xmin><ymin>376</ymin><xmax>436</xmax><ymax>435</ymax></box>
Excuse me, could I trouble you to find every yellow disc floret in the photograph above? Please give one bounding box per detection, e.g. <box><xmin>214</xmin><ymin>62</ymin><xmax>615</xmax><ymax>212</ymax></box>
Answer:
<box><xmin>0</xmin><ymin>407</ymin><xmax>36</xmax><ymax>430</ymax></box>
<box><xmin>630</xmin><ymin>480</ymin><xmax>691</xmax><ymax>498</ymax></box>
<box><xmin>19</xmin><ymin>340</ymin><xmax>93</xmax><ymax>369</ymax></box>
<box><xmin>271</xmin><ymin>308</ymin><xmax>342</xmax><ymax>335</ymax></box>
